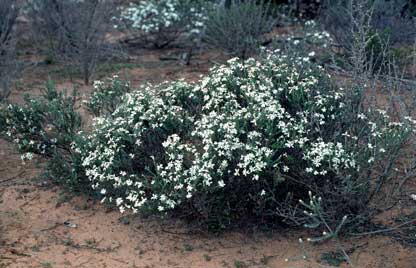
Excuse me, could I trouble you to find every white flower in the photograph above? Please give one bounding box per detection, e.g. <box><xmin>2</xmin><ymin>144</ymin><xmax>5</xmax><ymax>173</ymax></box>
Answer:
<box><xmin>119</xmin><ymin>206</ymin><xmax>126</xmax><ymax>213</ymax></box>
<box><xmin>358</xmin><ymin>113</ymin><xmax>366</xmax><ymax>120</ymax></box>
<box><xmin>283</xmin><ymin>166</ymin><xmax>290</xmax><ymax>172</ymax></box>
<box><xmin>21</xmin><ymin>152</ymin><xmax>33</xmax><ymax>163</ymax></box>
<box><xmin>116</xmin><ymin>197</ymin><xmax>123</xmax><ymax>206</ymax></box>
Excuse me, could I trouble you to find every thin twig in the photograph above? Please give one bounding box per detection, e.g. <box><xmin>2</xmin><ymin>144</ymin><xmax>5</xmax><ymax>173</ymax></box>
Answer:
<box><xmin>0</xmin><ymin>170</ymin><xmax>25</xmax><ymax>184</ymax></box>
<box><xmin>350</xmin><ymin>218</ymin><xmax>416</xmax><ymax>237</ymax></box>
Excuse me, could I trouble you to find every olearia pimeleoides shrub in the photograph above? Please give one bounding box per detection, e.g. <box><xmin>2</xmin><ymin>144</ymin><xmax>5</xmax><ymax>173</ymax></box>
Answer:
<box><xmin>77</xmin><ymin>50</ymin><xmax>416</xmax><ymax>230</ymax></box>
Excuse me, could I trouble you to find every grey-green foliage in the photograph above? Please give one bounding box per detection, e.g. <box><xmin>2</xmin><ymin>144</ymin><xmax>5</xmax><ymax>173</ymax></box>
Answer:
<box><xmin>204</xmin><ymin>0</ymin><xmax>277</xmax><ymax>58</ymax></box>
<box><xmin>0</xmin><ymin>81</ymin><xmax>87</xmax><ymax>191</ymax></box>
<box><xmin>0</xmin><ymin>0</ymin><xmax>19</xmax><ymax>101</ymax></box>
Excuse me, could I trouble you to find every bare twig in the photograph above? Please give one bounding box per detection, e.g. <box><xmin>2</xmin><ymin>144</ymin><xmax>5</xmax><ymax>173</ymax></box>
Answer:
<box><xmin>0</xmin><ymin>170</ymin><xmax>25</xmax><ymax>184</ymax></box>
<box><xmin>350</xmin><ymin>218</ymin><xmax>416</xmax><ymax>237</ymax></box>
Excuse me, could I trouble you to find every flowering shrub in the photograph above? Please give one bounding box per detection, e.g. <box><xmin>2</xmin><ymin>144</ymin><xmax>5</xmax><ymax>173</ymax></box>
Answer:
<box><xmin>119</xmin><ymin>0</ymin><xmax>210</xmax><ymax>48</ymax></box>
<box><xmin>78</xmin><ymin>51</ymin><xmax>415</xmax><ymax>229</ymax></box>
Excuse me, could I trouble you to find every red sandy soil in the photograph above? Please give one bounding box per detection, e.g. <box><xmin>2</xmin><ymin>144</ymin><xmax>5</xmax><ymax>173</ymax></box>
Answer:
<box><xmin>1</xmin><ymin>48</ymin><xmax>416</xmax><ymax>268</ymax></box>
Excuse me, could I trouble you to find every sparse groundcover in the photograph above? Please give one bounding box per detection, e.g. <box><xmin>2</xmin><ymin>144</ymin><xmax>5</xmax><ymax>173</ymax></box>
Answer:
<box><xmin>1</xmin><ymin>49</ymin><xmax>415</xmax><ymax>232</ymax></box>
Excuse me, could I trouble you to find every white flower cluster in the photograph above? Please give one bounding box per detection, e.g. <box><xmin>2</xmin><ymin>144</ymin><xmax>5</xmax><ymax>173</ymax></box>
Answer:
<box><xmin>120</xmin><ymin>0</ymin><xmax>208</xmax><ymax>37</ymax></box>
<box><xmin>303</xmin><ymin>20</ymin><xmax>332</xmax><ymax>47</ymax></box>
<box><xmin>78</xmin><ymin>50</ymin><xmax>416</xmax><ymax>216</ymax></box>
<box><xmin>81</xmin><ymin>80</ymin><xmax>196</xmax><ymax>213</ymax></box>
<box><xmin>2</xmin><ymin>103</ymin><xmax>56</xmax><ymax>160</ymax></box>
<box><xmin>286</xmin><ymin>19</ymin><xmax>332</xmax><ymax>52</ymax></box>
<box><xmin>304</xmin><ymin>139</ymin><xmax>356</xmax><ymax>176</ymax></box>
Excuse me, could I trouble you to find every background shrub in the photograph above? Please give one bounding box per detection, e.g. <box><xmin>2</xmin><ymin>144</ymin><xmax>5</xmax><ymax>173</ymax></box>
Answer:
<box><xmin>320</xmin><ymin>0</ymin><xmax>416</xmax><ymax>75</ymax></box>
<box><xmin>119</xmin><ymin>0</ymin><xmax>210</xmax><ymax>48</ymax></box>
<box><xmin>204</xmin><ymin>0</ymin><xmax>277</xmax><ymax>59</ymax></box>
<box><xmin>0</xmin><ymin>0</ymin><xmax>20</xmax><ymax>101</ymax></box>
<box><xmin>27</xmin><ymin>0</ymin><xmax>120</xmax><ymax>85</ymax></box>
